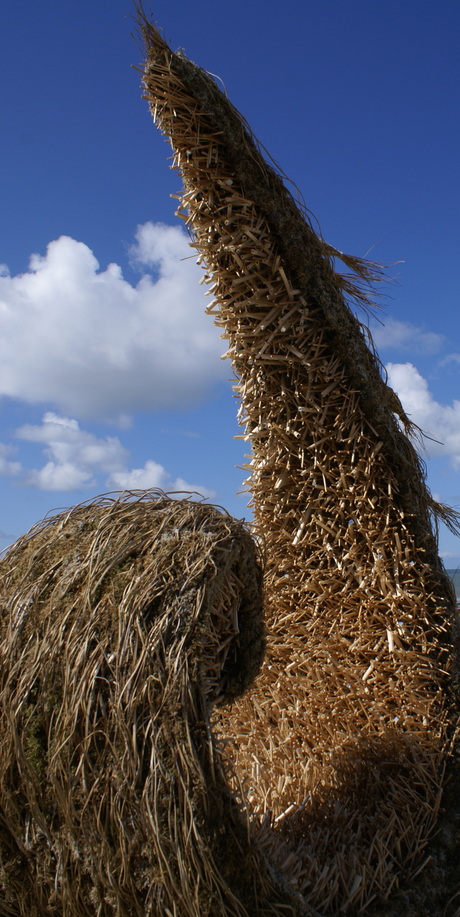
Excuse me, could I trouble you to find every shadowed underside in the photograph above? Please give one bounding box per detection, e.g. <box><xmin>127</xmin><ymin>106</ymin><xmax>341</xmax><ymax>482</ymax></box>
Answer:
<box><xmin>138</xmin><ymin>12</ymin><xmax>459</xmax><ymax>915</ymax></box>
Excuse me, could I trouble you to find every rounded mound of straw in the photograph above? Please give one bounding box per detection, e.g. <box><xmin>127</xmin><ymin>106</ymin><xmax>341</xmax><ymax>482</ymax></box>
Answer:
<box><xmin>0</xmin><ymin>491</ymin><xmax>292</xmax><ymax>917</ymax></box>
<box><xmin>0</xmin><ymin>498</ymin><xmax>458</xmax><ymax>917</ymax></box>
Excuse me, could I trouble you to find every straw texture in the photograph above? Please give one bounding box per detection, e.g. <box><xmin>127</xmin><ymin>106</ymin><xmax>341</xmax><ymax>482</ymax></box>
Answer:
<box><xmin>138</xmin><ymin>13</ymin><xmax>459</xmax><ymax>915</ymax></box>
<box><xmin>0</xmin><ymin>492</ymin><xmax>307</xmax><ymax>916</ymax></box>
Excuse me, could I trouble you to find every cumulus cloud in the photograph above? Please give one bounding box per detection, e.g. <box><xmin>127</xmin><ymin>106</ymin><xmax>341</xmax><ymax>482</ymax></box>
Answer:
<box><xmin>387</xmin><ymin>362</ymin><xmax>460</xmax><ymax>467</ymax></box>
<box><xmin>16</xmin><ymin>412</ymin><xmax>128</xmax><ymax>490</ymax></box>
<box><xmin>371</xmin><ymin>317</ymin><xmax>444</xmax><ymax>354</ymax></box>
<box><xmin>11</xmin><ymin>412</ymin><xmax>214</xmax><ymax>497</ymax></box>
<box><xmin>0</xmin><ymin>224</ymin><xmax>225</xmax><ymax>421</ymax></box>
<box><xmin>107</xmin><ymin>461</ymin><xmax>214</xmax><ymax>497</ymax></box>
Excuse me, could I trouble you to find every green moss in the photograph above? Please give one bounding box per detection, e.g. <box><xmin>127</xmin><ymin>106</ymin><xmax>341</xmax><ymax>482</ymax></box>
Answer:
<box><xmin>23</xmin><ymin>704</ymin><xmax>47</xmax><ymax>778</ymax></box>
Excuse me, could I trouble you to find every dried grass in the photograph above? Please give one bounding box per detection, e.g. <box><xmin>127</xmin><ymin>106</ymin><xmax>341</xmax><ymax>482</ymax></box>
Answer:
<box><xmin>137</xmin><ymin>11</ymin><xmax>460</xmax><ymax>915</ymax></box>
<box><xmin>0</xmin><ymin>491</ymin><xmax>305</xmax><ymax>916</ymax></box>
<box><xmin>0</xmin><ymin>11</ymin><xmax>458</xmax><ymax>915</ymax></box>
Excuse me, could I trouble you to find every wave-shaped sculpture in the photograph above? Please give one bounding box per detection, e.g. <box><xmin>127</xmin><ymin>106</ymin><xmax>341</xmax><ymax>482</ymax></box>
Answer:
<box><xmin>138</xmin><ymin>12</ymin><xmax>459</xmax><ymax>915</ymax></box>
<box><xmin>0</xmin><ymin>12</ymin><xmax>458</xmax><ymax>917</ymax></box>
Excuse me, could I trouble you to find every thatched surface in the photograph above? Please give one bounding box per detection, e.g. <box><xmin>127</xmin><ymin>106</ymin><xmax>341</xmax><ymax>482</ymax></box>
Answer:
<box><xmin>139</xmin><ymin>13</ymin><xmax>459</xmax><ymax>915</ymax></box>
<box><xmin>0</xmin><ymin>492</ymin><xmax>307</xmax><ymax>917</ymax></box>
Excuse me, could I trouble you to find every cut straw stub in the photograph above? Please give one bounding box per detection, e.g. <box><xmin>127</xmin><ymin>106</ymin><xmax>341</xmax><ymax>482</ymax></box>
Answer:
<box><xmin>138</xmin><ymin>13</ymin><xmax>459</xmax><ymax>916</ymax></box>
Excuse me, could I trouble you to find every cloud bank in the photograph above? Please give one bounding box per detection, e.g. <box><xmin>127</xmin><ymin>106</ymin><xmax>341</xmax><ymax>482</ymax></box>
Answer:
<box><xmin>13</xmin><ymin>412</ymin><xmax>214</xmax><ymax>496</ymax></box>
<box><xmin>0</xmin><ymin>224</ymin><xmax>225</xmax><ymax>421</ymax></box>
<box><xmin>16</xmin><ymin>412</ymin><xmax>128</xmax><ymax>490</ymax></box>
<box><xmin>107</xmin><ymin>461</ymin><xmax>214</xmax><ymax>496</ymax></box>
<box><xmin>387</xmin><ymin>362</ymin><xmax>460</xmax><ymax>468</ymax></box>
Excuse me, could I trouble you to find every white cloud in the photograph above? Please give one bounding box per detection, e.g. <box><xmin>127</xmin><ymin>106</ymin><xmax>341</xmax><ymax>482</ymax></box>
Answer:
<box><xmin>107</xmin><ymin>459</ymin><xmax>169</xmax><ymax>490</ymax></box>
<box><xmin>16</xmin><ymin>412</ymin><xmax>128</xmax><ymax>490</ymax></box>
<box><xmin>371</xmin><ymin>317</ymin><xmax>444</xmax><ymax>354</ymax></box>
<box><xmin>0</xmin><ymin>224</ymin><xmax>225</xmax><ymax>421</ymax></box>
<box><xmin>387</xmin><ymin>362</ymin><xmax>460</xmax><ymax>467</ymax></box>
<box><xmin>12</xmin><ymin>412</ymin><xmax>214</xmax><ymax>497</ymax></box>
<box><xmin>0</xmin><ymin>443</ymin><xmax>21</xmax><ymax>477</ymax></box>
<box><xmin>108</xmin><ymin>460</ymin><xmax>214</xmax><ymax>498</ymax></box>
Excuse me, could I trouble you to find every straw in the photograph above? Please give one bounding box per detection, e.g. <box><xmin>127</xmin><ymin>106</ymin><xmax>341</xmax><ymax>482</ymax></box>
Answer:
<box><xmin>137</xmin><ymin>11</ymin><xmax>459</xmax><ymax>914</ymax></box>
<box><xmin>0</xmin><ymin>492</ymin><xmax>310</xmax><ymax>916</ymax></box>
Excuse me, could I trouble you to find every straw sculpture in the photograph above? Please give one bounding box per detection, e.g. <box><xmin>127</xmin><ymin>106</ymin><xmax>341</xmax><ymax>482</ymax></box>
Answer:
<box><xmin>138</xmin><ymin>13</ymin><xmax>460</xmax><ymax>915</ymax></box>
<box><xmin>0</xmin><ymin>492</ymin><xmax>305</xmax><ymax>917</ymax></box>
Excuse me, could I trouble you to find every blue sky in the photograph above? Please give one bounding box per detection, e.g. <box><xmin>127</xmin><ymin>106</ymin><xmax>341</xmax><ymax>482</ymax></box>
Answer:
<box><xmin>1</xmin><ymin>0</ymin><xmax>460</xmax><ymax>568</ymax></box>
